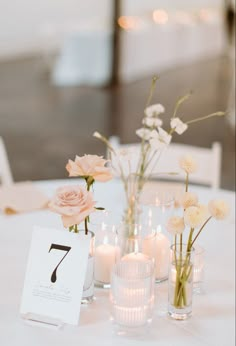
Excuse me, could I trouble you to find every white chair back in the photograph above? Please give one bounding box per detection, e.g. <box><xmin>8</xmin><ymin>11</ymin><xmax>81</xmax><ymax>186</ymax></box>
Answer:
<box><xmin>0</xmin><ymin>137</ymin><xmax>13</xmax><ymax>185</ymax></box>
<box><xmin>108</xmin><ymin>136</ymin><xmax>222</xmax><ymax>189</ymax></box>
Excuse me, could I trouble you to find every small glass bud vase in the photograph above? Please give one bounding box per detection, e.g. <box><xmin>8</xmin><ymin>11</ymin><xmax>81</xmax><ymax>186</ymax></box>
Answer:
<box><xmin>168</xmin><ymin>244</ymin><xmax>195</xmax><ymax>320</ymax></box>
<box><xmin>140</xmin><ymin>190</ymin><xmax>175</xmax><ymax>282</ymax></box>
<box><xmin>81</xmin><ymin>230</ymin><xmax>95</xmax><ymax>304</ymax></box>
<box><xmin>193</xmin><ymin>245</ymin><xmax>205</xmax><ymax>294</ymax></box>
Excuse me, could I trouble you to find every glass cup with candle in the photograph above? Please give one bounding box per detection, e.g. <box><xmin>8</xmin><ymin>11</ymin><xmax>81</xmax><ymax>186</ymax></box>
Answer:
<box><xmin>193</xmin><ymin>244</ymin><xmax>205</xmax><ymax>294</ymax></box>
<box><xmin>110</xmin><ymin>257</ymin><xmax>155</xmax><ymax>332</ymax></box>
<box><xmin>140</xmin><ymin>190</ymin><xmax>175</xmax><ymax>282</ymax></box>
<box><xmin>94</xmin><ymin>223</ymin><xmax>118</xmax><ymax>288</ymax></box>
<box><xmin>116</xmin><ymin>223</ymin><xmax>158</xmax><ymax>264</ymax></box>
<box><xmin>90</xmin><ymin>209</ymin><xmax>120</xmax><ymax>288</ymax></box>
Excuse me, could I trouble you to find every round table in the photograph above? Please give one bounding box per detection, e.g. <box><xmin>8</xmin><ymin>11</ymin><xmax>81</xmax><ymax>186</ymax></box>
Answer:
<box><xmin>0</xmin><ymin>179</ymin><xmax>235</xmax><ymax>346</ymax></box>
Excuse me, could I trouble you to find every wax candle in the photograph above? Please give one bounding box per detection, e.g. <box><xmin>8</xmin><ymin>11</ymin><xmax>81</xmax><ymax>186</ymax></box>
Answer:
<box><xmin>122</xmin><ymin>252</ymin><xmax>150</xmax><ymax>262</ymax></box>
<box><xmin>193</xmin><ymin>245</ymin><xmax>205</xmax><ymax>284</ymax></box>
<box><xmin>110</xmin><ymin>259</ymin><xmax>154</xmax><ymax>327</ymax></box>
<box><xmin>94</xmin><ymin>243</ymin><xmax>117</xmax><ymax>284</ymax></box>
<box><xmin>112</xmin><ymin>305</ymin><xmax>151</xmax><ymax>327</ymax></box>
<box><xmin>142</xmin><ymin>232</ymin><xmax>170</xmax><ymax>281</ymax></box>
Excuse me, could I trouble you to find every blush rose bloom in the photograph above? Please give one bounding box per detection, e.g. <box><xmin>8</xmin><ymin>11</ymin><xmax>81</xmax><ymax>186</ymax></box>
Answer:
<box><xmin>48</xmin><ymin>185</ymin><xmax>96</xmax><ymax>228</ymax></box>
<box><xmin>66</xmin><ymin>154</ymin><xmax>113</xmax><ymax>182</ymax></box>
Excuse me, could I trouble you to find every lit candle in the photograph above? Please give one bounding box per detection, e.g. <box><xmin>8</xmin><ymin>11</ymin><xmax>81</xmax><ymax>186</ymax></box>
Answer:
<box><xmin>193</xmin><ymin>256</ymin><xmax>204</xmax><ymax>283</ymax></box>
<box><xmin>122</xmin><ymin>252</ymin><xmax>149</xmax><ymax>262</ymax></box>
<box><xmin>94</xmin><ymin>243</ymin><xmax>117</xmax><ymax>284</ymax></box>
<box><xmin>142</xmin><ymin>232</ymin><xmax>170</xmax><ymax>281</ymax></box>
<box><xmin>112</xmin><ymin>304</ymin><xmax>153</xmax><ymax>327</ymax></box>
<box><xmin>110</xmin><ymin>258</ymin><xmax>154</xmax><ymax>327</ymax></box>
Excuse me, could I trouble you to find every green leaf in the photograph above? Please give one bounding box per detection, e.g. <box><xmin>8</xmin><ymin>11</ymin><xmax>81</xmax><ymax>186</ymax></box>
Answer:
<box><xmin>95</xmin><ymin>207</ymin><xmax>105</xmax><ymax>210</ymax></box>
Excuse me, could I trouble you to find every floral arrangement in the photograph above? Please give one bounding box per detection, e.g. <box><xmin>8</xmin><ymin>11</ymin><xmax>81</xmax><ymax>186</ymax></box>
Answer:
<box><xmin>166</xmin><ymin>155</ymin><xmax>229</xmax><ymax>309</ymax></box>
<box><xmin>93</xmin><ymin>77</ymin><xmax>225</xmax><ymax>225</ymax></box>
<box><xmin>49</xmin><ymin>155</ymin><xmax>112</xmax><ymax>234</ymax></box>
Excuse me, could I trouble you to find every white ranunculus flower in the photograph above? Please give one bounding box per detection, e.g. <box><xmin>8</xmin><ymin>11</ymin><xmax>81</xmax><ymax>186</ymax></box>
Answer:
<box><xmin>208</xmin><ymin>199</ymin><xmax>229</xmax><ymax>220</ymax></box>
<box><xmin>179</xmin><ymin>155</ymin><xmax>197</xmax><ymax>174</ymax></box>
<box><xmin>142</xmin><ymin>117</ymin><xmax>163</xmax><ymax>128</ymax></box>
<box><xmin>184</xmin><ymin>205</ymin><xmax>208</xmax><ymax>229</ymax></box>
<box><xmin>170</xmin><ymin>117</ymin><xmax>188</xmax><ymax>135</ymax></box>
<box><xmin>136</xmin><ymin>128</ymin><xmax>152</xmax><ymax>140</ymax></box>
<box><xmin>149</xmin><ymin>127</ymin><xmax>172</xmax><ymax>150</ymax></box>
<box><xmin>145</xmin><ymin>104</ymin><xmax>165</xmax><ymax>117</ymax></box>
<box><xmin>166</xmin><ymin>216</ymin><xmax>185</xmax><ymax>235</ymax></box>
<box><xmin>180</xmin><ymin>192</ymin><xmax>198</xmax><ymax>209</ymax></box>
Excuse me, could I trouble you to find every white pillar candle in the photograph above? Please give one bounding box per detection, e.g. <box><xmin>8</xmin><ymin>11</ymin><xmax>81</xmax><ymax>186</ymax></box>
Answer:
<box><xmin>94</xmin><ymin>244</ymin><xmax>117</xmax><ymax>284</ymax></box>
<box><xmin>155</xmin><ymin>232</ymin><xmax>170</xmax><ymax>280</ymax></box>
<box><xmin>193</xmin><ymin>257</ymin><xmax>204</xmax><ymax>283</ymax></box>
<box><xmin>122</xmin><ymin>252</ymin><xmax>150</xmax><ymax>262</ymax></box>
<box><xmin>142</xmin><ymin>232</ymin><xmax>170</xmax><ymax>281</ymax></box>
<box><xmin>193</xmin><ymin>245</ymin><xmax>205</xmax><ymax>284</ymax></box>
<box><xmin>110</xmin><ymin>257</ymin><xmax>154</xmax><ymax>327</ymax></box>
<box><xmin>112</xmin><ymin>305</ymin><xmax>150</xmax><ymax>327</ymax></box>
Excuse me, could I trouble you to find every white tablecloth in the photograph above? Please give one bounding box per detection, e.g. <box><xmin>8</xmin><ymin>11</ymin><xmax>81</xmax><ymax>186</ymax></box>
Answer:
<box><xmin>0</xmin><ymin>179</ymin><xmax>235</xmax><ymax>346</ymax></box>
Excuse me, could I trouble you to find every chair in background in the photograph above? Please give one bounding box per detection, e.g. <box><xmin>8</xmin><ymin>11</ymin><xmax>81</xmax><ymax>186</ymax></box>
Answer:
<box><xmin>108</xmin><ymin>136</ymin><xmax>222</xmax><ymax>189</ymax></box>
<box><xmin>0</xmin><ymin>136</ymin><xmax>13</xmax><ymax>185</ymax></box>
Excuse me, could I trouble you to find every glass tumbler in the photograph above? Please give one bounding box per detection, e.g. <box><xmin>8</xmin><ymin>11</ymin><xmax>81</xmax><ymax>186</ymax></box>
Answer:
<box><xmin>193</xmin><ymin>245</ymin><xmax>205</xmax><ymax>294</ymax></box>
<box><xmin>94</xmin><ymin>223</ymin><xmax>118</xmax><ymax>288</ymax></box>
<box><xmin>110</xmin><ymin>258</ymin><xmax>155</xmax><ymax>329</ymax></box>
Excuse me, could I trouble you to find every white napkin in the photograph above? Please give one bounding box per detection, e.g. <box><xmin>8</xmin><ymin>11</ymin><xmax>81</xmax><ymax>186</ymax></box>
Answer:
<box><xmin>0</xmin><ymin>181</ymin><xmax>49</xmax><ymax>214</ymax></box>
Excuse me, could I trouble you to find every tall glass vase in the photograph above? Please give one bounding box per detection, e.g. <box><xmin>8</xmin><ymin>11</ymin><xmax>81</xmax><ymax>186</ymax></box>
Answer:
<box><xmin>123</xmin><ymin>174</ymin><xmax>145</xmax><ymax>226</ymax></box>
<box><xmin>168</xmin><ymin>244</ymin><xmax>195</xmax><ymax>320</ymax></box>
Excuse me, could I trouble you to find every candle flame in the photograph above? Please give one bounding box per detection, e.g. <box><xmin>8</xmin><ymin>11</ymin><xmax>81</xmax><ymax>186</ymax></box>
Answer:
<box><xmin>103</xmin><ymin>235</ymin><xmax>108</xmax><ymax>245</ymax></box>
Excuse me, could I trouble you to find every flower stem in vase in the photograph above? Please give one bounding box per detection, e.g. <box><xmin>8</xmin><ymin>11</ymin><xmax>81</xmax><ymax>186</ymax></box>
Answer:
<box><xmin>168</xmin><ymin>244</ymin><xmax>194</xmax><ymax>320</ymax></box>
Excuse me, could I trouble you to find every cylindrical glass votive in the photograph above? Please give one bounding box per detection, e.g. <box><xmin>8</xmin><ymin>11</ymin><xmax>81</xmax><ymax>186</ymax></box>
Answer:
<box><xmin>110</xmin><ymin>258</ymin><xmax>155</xmax><ymax>329</ymax></box>
<box><xmin>140</xmin><ymin>192</ymin><xmax>175</xmax><ymax>282</ymax></box>
<box><xmin>193</xmin><ymin>245</ymin><xmax>205</xmax><ymax>294</ymax></box>
<box><xmin>116</xmin><ymin>223</ymin><xmax>169</xmax><ymax>282</ymax></box>
<box><xmin>168</xmin><ymin>244</ymin><xmax>195</xmax><ymax>320</ymax></box>
<box><xmin>94</xmin><ymin>224</ymin><xmax>118</xmax><ymax>288</ymax></box>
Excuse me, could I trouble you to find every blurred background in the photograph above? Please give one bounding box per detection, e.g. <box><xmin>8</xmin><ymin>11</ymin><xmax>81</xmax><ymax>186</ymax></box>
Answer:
<box><xmin>0</xmin><ymin>0</ymin><xmax>235</xmax><ymax>189</ymax></box>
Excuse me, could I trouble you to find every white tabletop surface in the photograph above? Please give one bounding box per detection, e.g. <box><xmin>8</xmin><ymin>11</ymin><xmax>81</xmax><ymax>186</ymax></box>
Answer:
<box><xmin>0</xmin><ymin>179</ymin><xmax>235</xmax><ymax>346</ymax></box>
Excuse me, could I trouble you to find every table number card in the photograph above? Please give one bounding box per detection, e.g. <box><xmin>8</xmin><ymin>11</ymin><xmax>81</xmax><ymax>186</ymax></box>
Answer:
<box><xmin>20</xmin><ymin>226</ymin><xmax>90</xmax><ymax>327</ymax></box>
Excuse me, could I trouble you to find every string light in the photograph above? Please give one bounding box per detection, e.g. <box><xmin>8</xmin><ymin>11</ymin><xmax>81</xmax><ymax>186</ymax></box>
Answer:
<box><xmin>153</xmin><ymin>10</ymin><xmax>169</xmax><ymax>25</ymax></box>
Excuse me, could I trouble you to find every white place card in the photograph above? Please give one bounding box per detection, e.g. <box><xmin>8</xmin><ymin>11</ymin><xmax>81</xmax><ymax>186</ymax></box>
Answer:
<box><xmin>20</xmin><ymin>226</ymin><xmax>90</xmax><ymax>326</ymax></box>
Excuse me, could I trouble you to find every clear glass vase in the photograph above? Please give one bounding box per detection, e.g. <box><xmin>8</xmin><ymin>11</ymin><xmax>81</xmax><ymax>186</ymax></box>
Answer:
<box><xmin>168</xmin><ymin>244</ymin><xmax>195</xmax><ymax>320</ymax></box>
<box><xmin>81</xmin><ymin>230</ymin><xmax>95</xmax><ymax>304</ymax></box>
<box><xmin>123</xmin><ymin>174</ymin><xmax>144</xmax><ymax>226</ymax></box>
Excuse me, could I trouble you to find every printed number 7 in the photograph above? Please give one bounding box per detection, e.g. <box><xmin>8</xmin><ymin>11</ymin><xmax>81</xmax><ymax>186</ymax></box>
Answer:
<box><xmin>49</xmin><ymin>244</ymin><xmax>71</xmax><ymax>283</ymax></box>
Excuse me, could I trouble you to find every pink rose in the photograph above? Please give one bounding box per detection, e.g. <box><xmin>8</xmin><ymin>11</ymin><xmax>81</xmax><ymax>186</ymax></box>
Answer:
<box><xmin>66</xmin><ymin>154</ymin><xmax>113</xmax><ymax>182</ymax></box>
<box><xmin>48</xmin><ymin>185</ymin><xmax>96</xmax><ymax>228</ymax></box>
